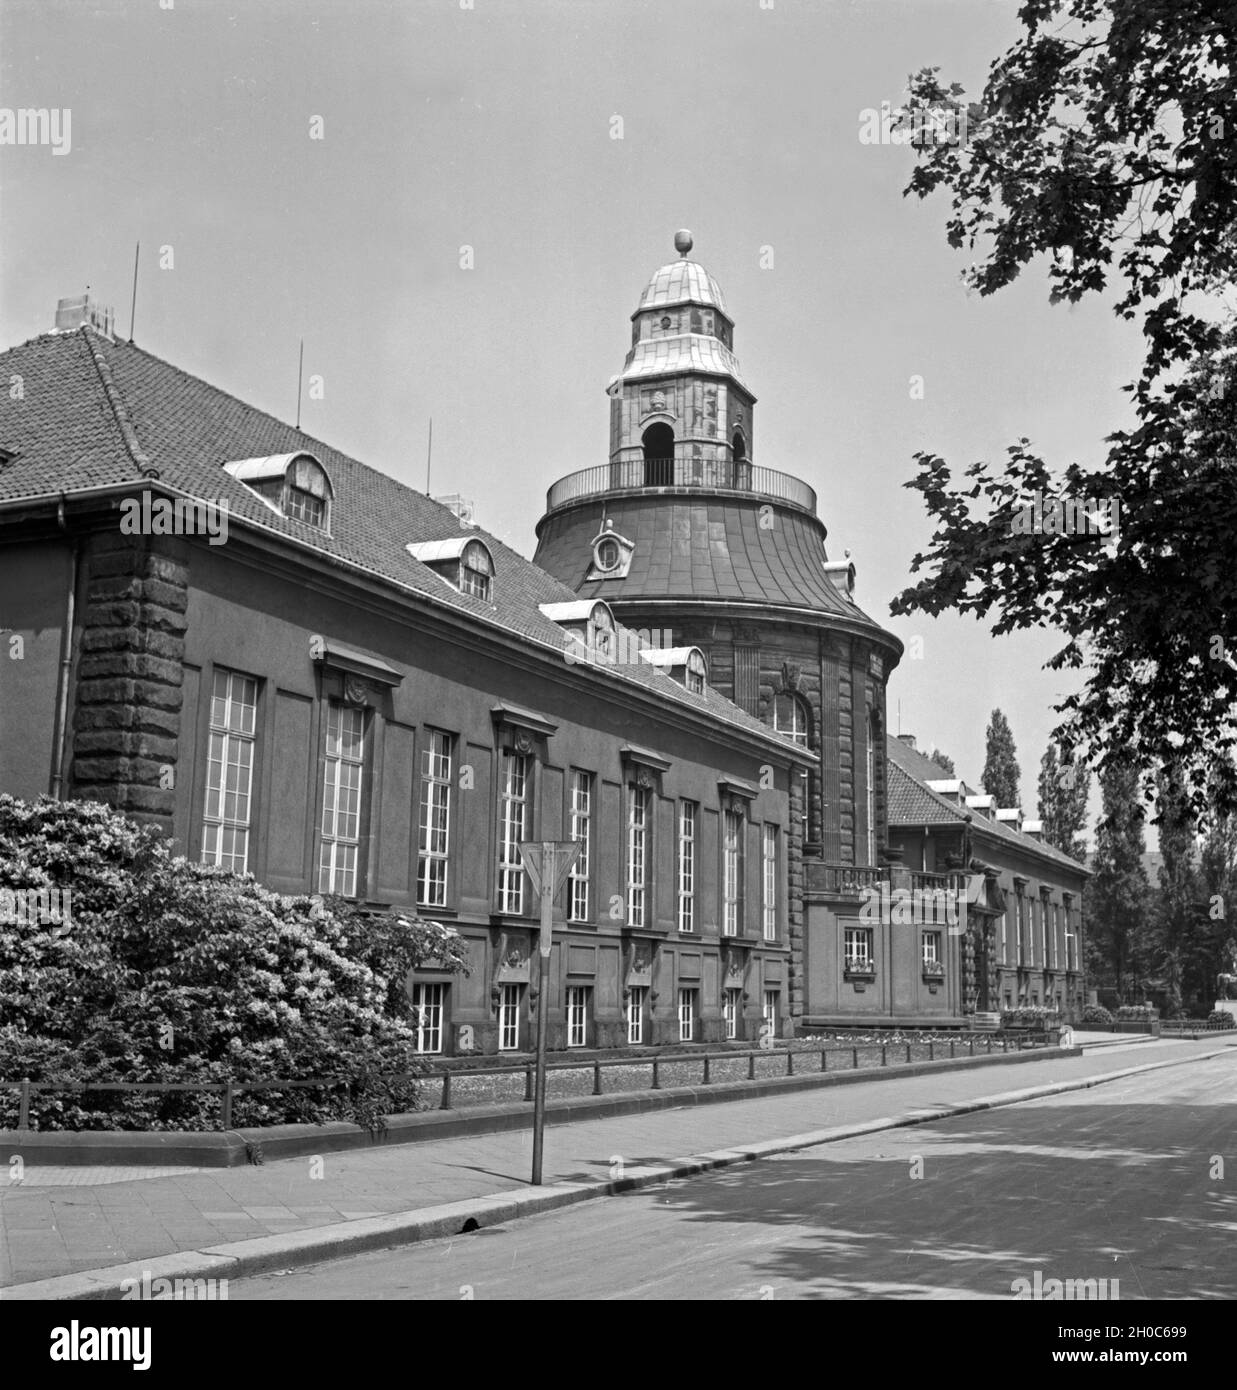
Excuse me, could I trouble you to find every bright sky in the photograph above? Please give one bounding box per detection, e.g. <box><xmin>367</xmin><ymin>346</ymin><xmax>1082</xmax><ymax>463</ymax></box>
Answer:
<box><xmin>0</xmin><ymin>0</ymin><xmax>1147</xmax><ymax>839</ymax></box>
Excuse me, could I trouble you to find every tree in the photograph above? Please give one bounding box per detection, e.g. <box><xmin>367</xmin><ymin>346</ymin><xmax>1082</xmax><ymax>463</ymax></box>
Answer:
<box><xmin>1087</xmin><ymin>752</ymin><xmax>1149</xmax><ymax>999</ymax></box>
<box><xmin>1196</xmin><ymin>798</ymin><xmax>1237</xmax><ymax>1008</ymax></box>
<box><xmin>929</xmin><ymin>748</ymin><xmax>956</xmax><ymax>776</ymax></box>
<box><xmin>982</xmin><ymin>709</ymin><xmax>1021</xmax><ymax>807</ymax></box>
<box><xmin>1144</xmin><ymin>767</ymin><xmax>1200</xmax><ymax>1015</ymax></box>
<box><xmin>1037</xmin><ymin>742</ymin><xmax>1089</xmax><ymax>862</ymax></box>
<box><xmin>892</xmin><ymin>2</ymin><xmax>1237</xmax><ymax>824</ymax></box>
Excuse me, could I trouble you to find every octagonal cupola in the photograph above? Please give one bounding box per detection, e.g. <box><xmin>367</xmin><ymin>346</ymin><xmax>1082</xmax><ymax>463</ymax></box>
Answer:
<box><xmin>609</xmin><ymin>230</ymin><xmax>755</xmax><ymax>490</ymax></box>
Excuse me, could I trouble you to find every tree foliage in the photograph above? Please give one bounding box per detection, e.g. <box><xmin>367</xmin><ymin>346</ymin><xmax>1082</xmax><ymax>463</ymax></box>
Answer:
<box><xmin>929</xmin><ymin>748</ymin><xmax>956</xmax><ymax>776</ymax></box>
<box><xmin>893</xmin><ymin>0</ymin><xmax>1237</xmax><ymax>823</ymax></box>
<box><xmin>982</xmin><ymin>709</ymin><xmax>1021</xmax><ymax>807</ymax></box>
<box><xmin>0</xmin><ymin>796</ymin><xmax>468</xmax><ymax>1131</ymax></box>
<box><xmin>1037</xmin><ymin>741</ymin><xmax>1090</xmax><ymax>861</ymax></box>
<box><xmin>1086</xmin><ymin>751</ymin><xmax>1148</xmax><ymax>997</ymax></box>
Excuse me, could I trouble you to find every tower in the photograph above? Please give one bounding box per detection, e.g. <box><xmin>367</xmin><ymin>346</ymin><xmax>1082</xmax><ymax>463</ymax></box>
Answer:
<box><xmin>534</xmin><ymin>233</ymin><xmax>908</xmax><ymax>1026</ymax></box>
<box><xmin>535</xmin><ymin>232</ymin><xmax>903</xmax><ymax>867</ymax></box>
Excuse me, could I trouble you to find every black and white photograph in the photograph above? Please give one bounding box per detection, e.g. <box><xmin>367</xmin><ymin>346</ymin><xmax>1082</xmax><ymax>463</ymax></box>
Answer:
<box><xmin>0</xmin><ymin>0</ymin><xmax>1233</xmax><ymax>1348</ymax></box>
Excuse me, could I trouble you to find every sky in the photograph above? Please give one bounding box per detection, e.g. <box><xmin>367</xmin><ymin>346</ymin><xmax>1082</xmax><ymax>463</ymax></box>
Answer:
<box><xmin>0</xmin><ymin>0</ymin><xmax>1148</xmax><ymax>840</ymax></box>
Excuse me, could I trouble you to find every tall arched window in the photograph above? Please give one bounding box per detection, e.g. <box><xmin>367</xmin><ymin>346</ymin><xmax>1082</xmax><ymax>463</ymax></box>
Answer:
<box><xmin>643</xmin><ymin>423</ymin><xmax>674</xmax><ymax>487</ymax></box>
<box><xmin>866</xmin><ymin>715</ymin><xmax>878</xmax><ymax>866</ymax></box>
<box><xmin>772</xmin><ymin>692</ymin><xmax>809</xmax><ymax>747</ymax></box>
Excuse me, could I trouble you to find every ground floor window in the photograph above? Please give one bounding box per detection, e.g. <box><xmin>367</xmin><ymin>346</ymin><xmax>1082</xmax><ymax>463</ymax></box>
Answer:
<box><xmin>844</xmin><ymin>926</ymin><xmax>874</xmax><ymax>970</ymax></box>
<box><xmin>724</xmin><ymin>987</ymin><xmax>742</xmax><ymax>1040</ymax></box>
<box><xmin>499</xmin><ymin>983</ymin><xmax>521</xmax><ymax>1052</ymax></box>
<box><xmin>678</xmin><ymin>987</ymin><xmax>696</xmax><ymax>1042</ymax></box>
<box><xmin>626</xmin><ymin>985</ymin><xmax>646</xmax><ymax>1045</ymax></box>
<box><xmin>566</xmin><ymin>985</ymin><xmax>589</xmax><ymax>1048</ymax></box>
<box><xmin>411</xmin><ymin>982</ymin><xmax>446</xmax><ymax>1054</ymax></box>
<box><xmin>763</xmin><ymin>989</ymin><xmax>778</xmax><ymax>1037</ymax></box>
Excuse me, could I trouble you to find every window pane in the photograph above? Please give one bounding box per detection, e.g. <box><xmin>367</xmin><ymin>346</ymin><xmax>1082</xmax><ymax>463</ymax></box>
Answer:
<box><xmin>202</xmin><ymin>670</ymin><xmax>258</xmax><ymax>875</ymax></box>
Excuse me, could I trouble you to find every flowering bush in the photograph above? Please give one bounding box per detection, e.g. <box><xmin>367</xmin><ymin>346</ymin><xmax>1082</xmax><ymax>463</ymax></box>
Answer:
<box><xmin>843</xmin><ymin>956</ymin><xmax>875</xmax><ymax>973</ymax></box>
<box><xmin>1001</xmin><ymin>1006</ymin><xmax>1058</xmax><ymax>1027</ymax></box>
<box><xmin>1207</xmin><ymin>1009</ymin><xmax>1235</xmax><ymax>1027</ymax></box>
<box><xmin>0</xmin><ymin>795</ymin><xmax>468</xmax><ymax>1131</ymax></box>
<box><xmin>1080</xmin><ymin>1004</ymin><xmax>1114</xmax><ymax>1026</ymax></box>
<box><xmin>1114</xmin><ymin>1004</ymin><xmax>1158</xmax><ymax>1021</ymax></box>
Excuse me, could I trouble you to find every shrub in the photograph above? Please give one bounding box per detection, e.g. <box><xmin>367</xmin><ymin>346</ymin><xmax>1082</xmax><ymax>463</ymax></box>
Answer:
<box><xmin>1114</xmin><ymin>1004</ymin><xmax>1158</xmax><ymax>1021</ymax></box>
<box><xmin>1207</xmin><ymin>1009</ymin><xmax>1235</xmax><ymax>1027</ymax></box>
<box><xmin>0</xmin><ymin>795</ymin><xmax>468</xmax><ymax>1131</ymax></box>
<box><xmin>1000</xmin><ymin>1005</ymin><xmax>1058</xmax><ymax>1028</ymax></box>
<box><xmin>1080</xmin><ymin>1004</ymin><xmax>1114</xmax><ymax>1026</ymax></box>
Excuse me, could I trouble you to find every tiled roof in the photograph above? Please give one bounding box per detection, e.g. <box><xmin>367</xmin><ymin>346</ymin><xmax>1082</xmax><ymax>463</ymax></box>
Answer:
<box><xmin>0</xmin><ymin>327</ymin><xmax>808</xmax><ymax>756</ymax></box>
<box><xmin>636</xmin><ymin>259</ymin><xmax>728</xmax><ymax>316</ymax></box>
<box><xmin>887</xmin><ymin>736</ymin><xmax>1089</xmax><ymax>876</ymax></box>
<box><xmin>887</xmin><ymin>759</ymin><xmax>968</xmax><ymax>826</ymax></box>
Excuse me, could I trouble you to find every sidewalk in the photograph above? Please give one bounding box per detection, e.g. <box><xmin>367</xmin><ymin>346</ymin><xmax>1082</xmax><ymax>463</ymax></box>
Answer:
<box><xmin>2</xmin><ymin>1035</ymin><xmax>1229</xmax><ymax>1297</ymax></box>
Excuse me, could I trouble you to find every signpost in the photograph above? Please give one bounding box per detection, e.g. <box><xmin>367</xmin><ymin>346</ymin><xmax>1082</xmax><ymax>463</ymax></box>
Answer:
<box><xmin>518</xmin><ymin>839</ymin><xmax>582</xmax><ymax>1185</ymax></box>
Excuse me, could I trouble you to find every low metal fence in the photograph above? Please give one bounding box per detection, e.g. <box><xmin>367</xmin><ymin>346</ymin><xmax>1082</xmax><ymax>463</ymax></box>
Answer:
<box><xmin>0</xmin><ymin>1032</ymin><xmax>1056</xmax><ymax>1131</ymax></box>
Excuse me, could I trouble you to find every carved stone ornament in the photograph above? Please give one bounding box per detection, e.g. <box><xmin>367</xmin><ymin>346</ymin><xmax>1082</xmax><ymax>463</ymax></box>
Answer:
<box><xmin>780</xmin><ymin>660</ymin><xmax>802</xmax><ymax>693</ymax></box>
<box><xmin>635</xmin><ymin>767</ymin><xmax>654</xmax><ymax>791</ymax></box>
<box><xmin>513</xmin><ymin>728</ymin><xmax>535</xmax><ymax>755</ymax></box>
<box><xmin>343</xmin><ymin>675</ymin><xmax>373</xmax><ymax>705</ymax></box>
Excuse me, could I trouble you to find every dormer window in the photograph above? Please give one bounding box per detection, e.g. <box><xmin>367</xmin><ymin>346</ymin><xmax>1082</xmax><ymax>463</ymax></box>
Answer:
<box><xmin>460</xmin><ymin>540</ymin><xmax>494</xmax><ymax>600</ymax></box>
<box><xmin>639</xmin><ymin>645</ymin><xmax>708</xmax><ymax>694</ymax></box>
<box><xmin>223</xmin><ymin>452</ymin><xmax>333</xmax><ymax>533</ymax></box>
<box><xmin>685</xmin><ymin>648</ymin><xmax>706</xmax><ymax>694</ymax></box>
<box><xmin>540</xmin><ymin>599</ymin><xmax>616</xmax><ymax>665</ymax></box>
<box><xmin>596</xmin><ymin>536</ymin><xmax>621</xmax><ymax>571</ymax></box>
<box><xmin>407</xmin><ymin>536</ymin><xmax>497</xmax><ymax>602</ymax></box>
<box><xmin>587</xmin><ymin>520</ymin><xmax>635</xmax><ymax>581</ymax></box>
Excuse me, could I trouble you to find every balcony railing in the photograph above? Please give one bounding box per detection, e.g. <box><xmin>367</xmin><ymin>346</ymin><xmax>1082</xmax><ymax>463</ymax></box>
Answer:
<box><xmin>545</xmin><ymin>458</ymin><xmax>818</xmax><ymax>515</ymax></box>
<box><xmin>814</xmin><ymin>863</ymin><xmax>890</xmax><ymax>897</ymax></box>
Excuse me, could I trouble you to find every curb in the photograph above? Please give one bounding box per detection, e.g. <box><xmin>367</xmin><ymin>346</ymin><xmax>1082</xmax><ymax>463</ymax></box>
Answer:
<box><xmin>5</xmin><ymin>1042</ymin><xmax>1230</xmax><ymax>1301</ymax></box>
<box><xmin>0</xmin><ymin>1043</ymin><xmax>1076</xmax><ymax>1169</ymax></box>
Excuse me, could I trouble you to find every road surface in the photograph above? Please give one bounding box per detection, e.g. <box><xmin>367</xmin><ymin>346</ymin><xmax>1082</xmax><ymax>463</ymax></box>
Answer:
<box><xmin>232</xmin><ymin>1050</ymin><xmax>1236</xmax><ymax>1299</ymax></box>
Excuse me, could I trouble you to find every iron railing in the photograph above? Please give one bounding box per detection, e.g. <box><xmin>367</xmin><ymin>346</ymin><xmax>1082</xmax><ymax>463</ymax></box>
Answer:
<box><xmin>1</xmin><ymin>1032</ymin><xmax>1060</xmax><ymax>1129</ymax></box>
<box><xmin>545</xmin><ymin>458</ymin><xmax>818</xmax><ymax>514</ymax></box>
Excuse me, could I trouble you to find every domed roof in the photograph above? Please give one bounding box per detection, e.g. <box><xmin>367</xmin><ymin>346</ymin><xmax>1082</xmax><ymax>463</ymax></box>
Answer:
<box><xmin>622</xmin><ymin>333</ymin><xmax>750</xmax><ymax>392</ymax></box>
<box><xmin>635</xmin><ymin>258</ymin><xmax>728</xmax><ymax>318</ymax></box>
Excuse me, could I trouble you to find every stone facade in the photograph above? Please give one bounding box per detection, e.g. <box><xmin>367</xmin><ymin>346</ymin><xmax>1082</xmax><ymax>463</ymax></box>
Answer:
<box><xmin>70</xmin><ymin>531</ymin><xmax>188</xmax><ymax>829</ymax></box>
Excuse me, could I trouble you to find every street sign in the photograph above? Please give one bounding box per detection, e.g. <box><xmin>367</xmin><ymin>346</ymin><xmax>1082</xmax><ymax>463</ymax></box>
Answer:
<box><xmin>518</xmin><ymin>840</ymin><xmax>582</xmax><ymax>899</ymax></box>
<box><xmin>519</xmin><ymin>840</ymin><xmax>582</xmax><ymax>960</ymax></box>
<box><xmin>518</xmin><ymin>840</ymin><xmax>582</xmax><ymax>1187</ymax></box>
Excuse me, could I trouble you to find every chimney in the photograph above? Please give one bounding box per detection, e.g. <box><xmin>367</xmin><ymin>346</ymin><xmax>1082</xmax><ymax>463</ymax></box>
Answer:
<box><xmin>55</xmin><ymin>294</ymin><xmax>115</xmax><ymax>339</ymax></box>
<box><xmin>895</xmin><ymin>733</ymin><xmax>917</xmax><ymax>751</ymax></box>
<box><xmin>434</xmin><ymin>493</ymin><xmax>476</xmax><ymax>527</ymax></box>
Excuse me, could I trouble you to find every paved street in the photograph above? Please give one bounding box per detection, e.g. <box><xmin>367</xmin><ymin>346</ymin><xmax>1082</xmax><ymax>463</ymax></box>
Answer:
<box><xmin>230</xmin><ymin>1049</ymin><xmax>1237</xmax><ymax>1300</ymax></box>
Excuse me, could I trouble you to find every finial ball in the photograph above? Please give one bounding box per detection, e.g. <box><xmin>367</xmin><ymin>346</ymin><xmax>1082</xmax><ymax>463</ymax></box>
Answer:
<box><xmin>673</xmin><ymin>229</ymin><xmax>693</xmax><ymax>256</ymax></box>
